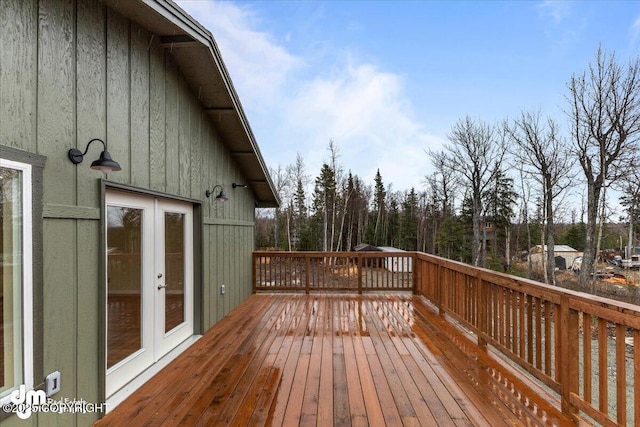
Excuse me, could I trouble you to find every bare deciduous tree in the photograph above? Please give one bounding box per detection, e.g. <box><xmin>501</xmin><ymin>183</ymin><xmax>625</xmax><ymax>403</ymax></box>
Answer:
<box><xmin>423</xmin><ymin>154</ymin><xmax>460</xmax><ymax>255</ymax></box>
<box><xmin>566</xmin><ymin>48</ymin><xmax>640</xmax><ymax>289</ymax></box>
<box><xmin>505</xmin><ymin>110</ymin><xmax>574</xmax><ymax>285</ymax></box>
<box><xmin>516</xmin><ymin>168</ymin><xmax>535</xmax><ymax>277</ymax></box>
<box><xmin>268</xmin><ymin>164</ymin><xmax>291</xmax><ymax>249</ymax></box>
<box><xmin>431</xmin><ymin>116</ymin><xmax>506</xmax><ymax>267</ymax></box>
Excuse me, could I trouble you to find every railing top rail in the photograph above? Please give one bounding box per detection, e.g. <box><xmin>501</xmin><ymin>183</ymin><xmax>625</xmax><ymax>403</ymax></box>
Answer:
<box><xmin>416</xmin><ymin>251</ymin><xmax>640</xmax><ymax>321</ymax></box>
<box><xmin>254</xmin><ymin>250</ymin><xmax>640</xmax><ymax>321</ymax></box>
<box><xmin>254</xmin><ymin>250</ymin><xmax>417</xmax><ymax>256</ymax></box>
<box><xmin>412</xmin><ymin>250</ymin><xmax>640</xmax><ymax>425</ymax></box>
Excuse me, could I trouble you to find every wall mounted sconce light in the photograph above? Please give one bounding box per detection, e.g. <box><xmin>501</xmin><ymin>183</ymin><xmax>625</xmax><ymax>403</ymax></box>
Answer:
<box><xmin>232</xmin><ymin>183</ymin><xmax>247</xmax><ymax>189</ymax></box>
<box><xmin>68</xmin><ymin>138</ymin><xmax>122</xmax><ymax>173</ymax></box>
<box><xmin>205</xmin><ymin>185</ymin><xmax>229</xmax><ymax>202</ymax></box>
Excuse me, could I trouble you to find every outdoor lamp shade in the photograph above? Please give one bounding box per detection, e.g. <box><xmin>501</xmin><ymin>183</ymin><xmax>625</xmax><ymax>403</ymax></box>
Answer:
<box><xmin>68</xmin><ymin>138</ymin><xmax>121</xmax><ymax>174</ymax></box>
<box><xmin>215</xmin><ymin>189</ymin><xmax>229</xmax><ymax>202</ymax></box>
<box><xmin>205</xmin><ymin>185</ymin><xmax>229</xmax><ymax>201</ymax></box>
<box><xmin>90</xmin><ymin>150</ymin><xmax>122</xmax><ymax>173</ymax></box>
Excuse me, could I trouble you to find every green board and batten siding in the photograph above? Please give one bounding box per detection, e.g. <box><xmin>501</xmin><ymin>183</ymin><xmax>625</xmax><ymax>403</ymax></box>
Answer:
<box><xmin>0</xmin><ymin>1</ymin><xmax>259</xmax><ymax>425</ymax></box>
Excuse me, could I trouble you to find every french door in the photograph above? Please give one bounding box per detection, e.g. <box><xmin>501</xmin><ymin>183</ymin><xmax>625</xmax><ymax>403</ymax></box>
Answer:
<box><xmin>105</xmin><ymin>191</ymin><xmax>193</xmax><ymax>397</ymax></box>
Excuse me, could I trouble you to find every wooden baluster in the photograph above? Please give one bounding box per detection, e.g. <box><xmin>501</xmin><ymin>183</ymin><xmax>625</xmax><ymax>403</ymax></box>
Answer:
<box><xmin>526</xmin><ymin>294</ymin><xmax>533</xmax><ymax>365</ymax></box>
<box><xmin>535</xmin><ymin>298</ymin><xmax>542</xmax><ymax>370</ymax></box>
<box><xmin>615</xmin><ymin>323</ymin><xmax>626</xmax><ymax>426</ymax></box>
<box><xmin>635</xmin><ymin>329</ymin><xmax>640</xmax><ymax>427</ymax></box>
<box><xmin>583</xmin><ymin>314</ymin><xmax>592</xmax><ymax>405</ymax></box>
<box><xmin>559</xmin><ymin>295</ymin><xmax>579</xmax><ymax>421</ymax></box>
<box><xmin>598</xmin><ymin>317</ymin><xmax>608</xmax><ymax>415</ymax></box>
<box><xmin>544</xmin><ymin>301</ymin><xmax>552</xmax><ymax>377</ymax></box>
<box><xmin>519</xmin><ymin>292</ymin><xmax>525</xmax><ymax>359</ymax></box>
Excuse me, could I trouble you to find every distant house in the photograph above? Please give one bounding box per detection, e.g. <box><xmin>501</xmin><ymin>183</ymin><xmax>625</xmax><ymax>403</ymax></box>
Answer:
<box><xmin>378</xmin><ymin>247</ymin><xmax>413</xmax><ymax>273</ymax></box>
<box><xmin>482</xmin><ymin>219</ymin><xmax>495</xmax><ymax>236</ymax></box>
<box><xmin>625</xmin><ymin>246</ymin><xmax>640</xmax><ymax>258</ymax></box>
<box><xmin>528</xmin><ymin>245</ymin><xmax>582</xmax><ymax>270</ymax></box>
<box><xmin>1</xmin><ymin>0</ymin><xmax>278</xmax><ymax>424</ymax></box>
<box><xmin>353</xmin><ymin>243</ymin><xmax>384</xmax><ymax>267</ymax></box>
<box><xmin>353</xmin><ymin>243</ymin><xmax>381</xmax><ymax>252</ymax></box>
<box><xmin>353</xmin><ymin>244</ymin><xmax>412</xmax><ymax>272</ymax></box>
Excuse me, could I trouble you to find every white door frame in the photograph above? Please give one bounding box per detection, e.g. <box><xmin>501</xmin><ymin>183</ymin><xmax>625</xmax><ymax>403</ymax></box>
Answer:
<box><xmin>154</xmin><ymin>198</ymin><xmax>194</xmax><ymax>358</ymax></box>
<box><xmin>105</xmin><ymin>191</ymin><xmax>194</xmax><ymax>398</ymax></box>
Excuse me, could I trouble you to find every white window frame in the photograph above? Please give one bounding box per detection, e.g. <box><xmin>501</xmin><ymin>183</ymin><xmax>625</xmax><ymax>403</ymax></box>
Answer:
<box><xmin>0</xmin><ymin>158</ymin><xmax>34</xmax><ymax>405</ymax></box>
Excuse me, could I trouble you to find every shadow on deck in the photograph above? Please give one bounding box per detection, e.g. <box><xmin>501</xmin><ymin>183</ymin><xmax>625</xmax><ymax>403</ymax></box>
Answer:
<box><xmin>95</xmin><ymin>293</ymin><xmax>574</xmax><ymax>426</ymax></box>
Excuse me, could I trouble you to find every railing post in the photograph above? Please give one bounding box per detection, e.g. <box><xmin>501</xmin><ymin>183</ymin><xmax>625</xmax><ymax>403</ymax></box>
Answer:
<box><xmin>357</xmin><ymin>253</ymin><xmax>363</xmax><ymax>294</ymax></box>
<box><xmin>476</xmin><ymin>274</ymin><xmax>487</xmax><ymax>351</ymax></box>
<box><xmin>437</xmin><ymin>262</ymin><xmax>444</xmax><ymax>316</ymax></box>
<box><xmin>252</xmin><ymin>252</ymin><xmax>257</xmax><ymax>293</ymax></box>
<box><xmin>559</xmin><ymin>294</ymin><xmax>579</xmax><ymax>422</ymax></box>
<box><xmin>412</xmin><ymin>253</ymin><xmax>418</xmax><ymax>294</ymax></box>
<box><xmin>305</xmin><ymin>255</ymin><xmax>310</xmax><ymax>294</ymax></box>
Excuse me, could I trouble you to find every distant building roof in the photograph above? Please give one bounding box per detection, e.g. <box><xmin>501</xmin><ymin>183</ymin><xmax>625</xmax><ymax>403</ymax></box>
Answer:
<box><xmin>377</xmin><ymin>247</ymin><xmax>406</xmax><ymax>252</ymax></box>
<box><xmin>531</xmin><ymin>245</ymin><xmax>578</xmax><ymax>253</ymax></box>
<box><xmin>353</xmin><ymin>243</ymin><xmax>381</xmax><ymax>252</ymax></box>
<box><xmin>353</xmin><ymin>244</ymin><xmax>408</xmax><ymax>252</ymax></box>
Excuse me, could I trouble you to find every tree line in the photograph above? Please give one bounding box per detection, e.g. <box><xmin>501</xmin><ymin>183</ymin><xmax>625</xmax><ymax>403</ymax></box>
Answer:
<box><xmin>255</xmin><ymin>48</ymin><xmax>640</xmax><ymax>291</ymax></box>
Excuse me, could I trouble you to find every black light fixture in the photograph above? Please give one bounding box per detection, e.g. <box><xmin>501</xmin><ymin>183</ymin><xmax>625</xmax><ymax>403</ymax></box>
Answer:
<box><xmin>232</xmin><ymin>183</ymin><xmax>247</xmax><ymax>189</ymax></box>
<box><xmin>205</xmin><ymin>185</ymin><xmax>229</xmax><ymax>202</ymax></box>
<box><xmin>68</xmin><ymin>138</ymin><xmax>122</xmax><ymax>173</ymax></box>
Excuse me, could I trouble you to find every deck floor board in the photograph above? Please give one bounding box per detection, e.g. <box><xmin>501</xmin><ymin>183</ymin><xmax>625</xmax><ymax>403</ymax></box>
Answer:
<box><xmin>96</xmin><ymin>293</ymin><xmax>569</xmax><ymax>426</ymax></box>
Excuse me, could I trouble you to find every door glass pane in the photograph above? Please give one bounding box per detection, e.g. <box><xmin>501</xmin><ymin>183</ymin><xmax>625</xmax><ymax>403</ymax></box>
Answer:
<box><xmin>0</xmin><ymin>167</ymin><xmax>24</xmax><ymax>395</ymax></box>
<box><xmin>164</xmin><ymin>212</ymin><xmax>184</xmax><ymax>333</ymax></box>
<box><xmin>107</xmin><ymin>206</ymin><xmax>143</xmax><ymax>368</ymax></box>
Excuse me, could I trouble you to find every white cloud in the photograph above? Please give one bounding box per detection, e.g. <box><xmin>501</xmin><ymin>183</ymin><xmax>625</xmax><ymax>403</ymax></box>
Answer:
<box><xmin>535</xmin><ymin>1</ymin><xmax>585</xmax><ymax>55</ymax></box>
<box><xmin>537</xmin><ymin>1</ymin><xmax>571</xmax><ymax>24</ymax></box>
<box><xmin>291</xmin><ymin>62</ymin><xmax>405</xmax><ymax>140</ymax></box>
<box><xmin>631</xmin><ymin>15</ymin><xmax>640</xmax><ymax>46</ymax></box>
<box><xmin>176</xmin><ymin>0</ymin><xmax>444</xmax><ymax>192</ymax></box>
<box><xmin>176</xmin><ymin>1</ymin><xmax>301</xmax><ymax>111</ymax></box>
<box><xmin>282</xmin><ymin>60</ymin><xmax>446</xmax><ymax>190</ymax></box>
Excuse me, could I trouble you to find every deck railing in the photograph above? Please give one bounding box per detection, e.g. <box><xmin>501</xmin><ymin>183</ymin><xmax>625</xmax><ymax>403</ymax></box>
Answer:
<box><xmin>415</xmin><ymin>252</ymin><xmax>640</xmax><ymax>427</ymax></box>
<box><xmin>253</xmin><ymin>251</ymin><xmax>414</xmax><ymax>293</ymax></box>
<box><xmin>253</xmin><ymin>250</ymin><xmax>640</xmax><ymax>425</ymax></box>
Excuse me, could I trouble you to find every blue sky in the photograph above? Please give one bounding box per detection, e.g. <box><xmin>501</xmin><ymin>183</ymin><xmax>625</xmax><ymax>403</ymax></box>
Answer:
<box><xmin>175</xmin><ymin>0</ymin><xmax>640</xmax><ymax>194</ymax></box>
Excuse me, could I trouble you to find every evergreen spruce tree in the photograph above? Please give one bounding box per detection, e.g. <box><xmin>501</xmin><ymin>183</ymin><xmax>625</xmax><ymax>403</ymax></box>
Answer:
<box><xmin>400</xmin><ymin>188</ymin><xmax>418</xmax><ymax>250</ymax></box>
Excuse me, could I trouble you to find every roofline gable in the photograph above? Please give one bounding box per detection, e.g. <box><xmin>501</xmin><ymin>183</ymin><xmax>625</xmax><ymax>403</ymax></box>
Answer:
<box><xmin>101</xmin><ymin>0</ymin><xmax>280</xmax><ymax>207</ymax></box>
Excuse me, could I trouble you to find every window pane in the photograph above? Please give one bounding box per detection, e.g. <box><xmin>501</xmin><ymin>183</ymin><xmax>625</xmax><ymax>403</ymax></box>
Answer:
<box><xmin>164</xmin><ymin>212</ymin><xmax>184</xmax><ymax>333</ymax></box>
<box><xmin>0</xmin><ymin>167</ymin><xmax>24</xmax><ymax>396</ymax></box>
<box><xmin>107</xmin><ymin>206</ymin><xmax>143</xmax><ymax>368</ymax></box>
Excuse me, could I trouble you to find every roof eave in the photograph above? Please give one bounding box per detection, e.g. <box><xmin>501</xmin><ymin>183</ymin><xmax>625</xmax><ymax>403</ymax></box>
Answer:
<box><xmin>101</xmin><ymin>0</ymin><xmax>280</xmax><ymax>208</ymax></box>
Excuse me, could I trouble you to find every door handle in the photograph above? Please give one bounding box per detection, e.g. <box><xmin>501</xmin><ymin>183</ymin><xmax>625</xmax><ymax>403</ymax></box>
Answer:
<box><xmin>157</xmin><ymin>284</ymin><xmax>167</xmax><ymax>289</ymax></box>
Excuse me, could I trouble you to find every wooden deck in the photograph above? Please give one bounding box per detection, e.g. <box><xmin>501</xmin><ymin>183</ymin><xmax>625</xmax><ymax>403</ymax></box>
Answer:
<box><xmin>96</xmin><ymin>293</ymin><xmax>572</xmax><ymax>426</ymax></box>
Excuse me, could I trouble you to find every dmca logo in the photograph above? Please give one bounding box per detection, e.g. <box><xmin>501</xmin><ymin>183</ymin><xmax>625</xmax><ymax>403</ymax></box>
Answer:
<box><xmin>2</xmin><ymin>385</ymin><xmax>107</xmax><ymax>420</ymax></box>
